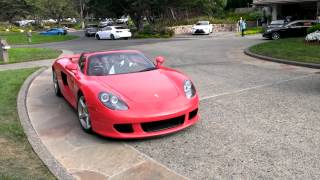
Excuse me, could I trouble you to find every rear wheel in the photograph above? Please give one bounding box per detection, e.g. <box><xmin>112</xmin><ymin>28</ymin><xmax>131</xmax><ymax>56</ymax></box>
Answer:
<box><xmin>124</xmin><ymin>37</ymin><xmax>129</xmax><ymax>40</ymax></box>
<box><xmin>77</xmin><ymin>95</ymin><xmax>92</xmax><ymax>133</ymax></box>
<box><xmin>271</xmin><ymin>32</ymin><xmax>280</xmax><ymax>40</ymax></box>
<box><xmin>111</xmin><ymin>34</ymin><xmax>115</xmax><ymax>40</ymax></box>
<box><xmin>52</xmin><ymin>71</ymin><xmax>62</xmax><ymax>97</ymax></box>
<box><xmin>96</xmin><ymin>34</ymin><xmax>101</xmax><ymax>40</ymax></box>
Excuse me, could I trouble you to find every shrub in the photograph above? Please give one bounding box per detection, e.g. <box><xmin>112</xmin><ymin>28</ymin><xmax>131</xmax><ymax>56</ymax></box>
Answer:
<box><xmin>307</xmin><ymin>24</ymin><xmax>320</xmax><ymax>34</ymax></box>
<box><xmin>305</xmin><ymin>30</ymin><xmax>320</xmax><ymax>43</ymax></box>
<box><xmin>133</xmin><ymin>24</ymin><xmax>174</xmax><ymax>38</ymax></box>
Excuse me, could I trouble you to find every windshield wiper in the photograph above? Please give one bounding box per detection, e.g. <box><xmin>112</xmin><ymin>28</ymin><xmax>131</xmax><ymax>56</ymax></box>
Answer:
<box><xmin>138</xmin><ymin>67</ymin><xmax>156</xmax><ymax>72</ymax></box>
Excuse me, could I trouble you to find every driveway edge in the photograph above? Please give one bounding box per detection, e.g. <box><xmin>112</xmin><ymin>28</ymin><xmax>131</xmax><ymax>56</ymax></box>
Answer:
<box><xmin>17</xmin><ymin>67</ymin><xmax>74</xmax><ymax>180</ymax></box>
<box><xmin>244</xmin><ymin>48</ymin><xmax>320</xmax><ymax>69</ymax></box>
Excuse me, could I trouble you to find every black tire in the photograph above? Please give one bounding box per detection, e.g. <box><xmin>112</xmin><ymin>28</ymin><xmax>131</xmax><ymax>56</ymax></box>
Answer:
<box><xmin>124</xmin><ymin>37</ymin><xmax>129</xmax><ymax>40</ymax></box>
<box><xmin>111</xmin><ymin>34</ymin><xmax>115</xmax><ymax>40</ymax></box>
<box><xmin>96</xmin><ymin>34</ymin><xmax>101</xmax><ymax>40</ymax></box>
<box><xmin>271</xmin><ymin>32</ymin><xmax>280</xmax><ymax>40</ymax></box>
<box><xmin>52</xmin><ymin>71</ymin><xmax>62</xmax><ymax>97</ymax></box>
<box><xmin>77</xmin><ymin>95</ymin><xmax>93</xmax><ymax>133</ymax></box>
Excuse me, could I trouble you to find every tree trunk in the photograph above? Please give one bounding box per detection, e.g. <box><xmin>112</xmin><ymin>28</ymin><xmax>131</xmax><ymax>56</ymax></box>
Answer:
<box><xmin>57</xmin><ymin>16</ymin><xmax>61</xmax><ymax>27</ymax></box>
<box><xmin>80</xmin><ymin>0</ymin><xmax>85</xmax><ymax>29</ymax></box>
<box><xmin>130</xmin><ymin>13</ymin><xmax>143</xmax><ymax>31</ymax></box>
<box><xmin>169</xmin><ymin>7</ymin><xmax>176</xmax><ymax>21</ymax></box>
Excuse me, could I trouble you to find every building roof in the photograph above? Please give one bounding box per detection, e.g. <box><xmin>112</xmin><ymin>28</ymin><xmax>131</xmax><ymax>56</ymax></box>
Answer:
<box><xmin>254</xmin><ymin>0</ymin><xmax>320</xmax><ymax>5</ymax></box>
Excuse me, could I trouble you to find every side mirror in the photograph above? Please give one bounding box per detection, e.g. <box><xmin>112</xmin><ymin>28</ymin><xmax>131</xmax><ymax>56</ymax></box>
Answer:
<box><xmin>66</xmin><ymin>63</ymin><xmax>78</xmax><ymax>72</ymax></box>
<box><xmin>155</xmin><ymin>56</ymin><xmax>165</xmax><ymax>67</ymax></box>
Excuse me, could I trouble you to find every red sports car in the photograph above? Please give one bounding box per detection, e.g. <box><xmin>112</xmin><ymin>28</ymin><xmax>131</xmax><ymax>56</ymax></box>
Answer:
<box><xmin>52</xmin><ymin>50</ymin><xmax>199</xmax><ymax>138</ymax></box>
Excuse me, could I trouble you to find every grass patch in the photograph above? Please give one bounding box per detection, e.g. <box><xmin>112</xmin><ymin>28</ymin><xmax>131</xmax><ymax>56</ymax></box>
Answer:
<box><xmin>250</xmin><ymin>38</ymin><xmax>320</xmax><ymax>64</ymax></box>
<box><xmin>0</xmin><ymin>32</ymin><xmax>78</xmax><ymax>45</ymax></box>
<box><xmin>0</xmin><ymin>48</ymin><xmax>61</xmax><ymax>64</ymax></box>
<box><xmin>242</xmin><ymin>27</ymin><xmax>264</xmax><ymax>35</ymax></box>
<box><xmin>0</xmin><ymin>68</ymin><xmax>55</xmax><ymax>179</ymax></box>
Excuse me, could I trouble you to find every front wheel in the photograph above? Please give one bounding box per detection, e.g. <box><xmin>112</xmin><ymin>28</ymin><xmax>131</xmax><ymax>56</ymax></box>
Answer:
<box><xmin>77</xmin><ymin>96</ymin><xmax>92</xmax><ymax>133</ymax></box>
<box><xmin>271</xmin><ymin>32</ymin><xmax>280</xmax><ymax>40</ymax></box>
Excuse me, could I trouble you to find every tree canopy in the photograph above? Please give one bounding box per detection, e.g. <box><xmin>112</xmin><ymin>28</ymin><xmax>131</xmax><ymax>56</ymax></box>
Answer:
<box><xmin>0</xmin><ymin>0</ymin><xmax>228</xmax><ymax>30</ymax></box>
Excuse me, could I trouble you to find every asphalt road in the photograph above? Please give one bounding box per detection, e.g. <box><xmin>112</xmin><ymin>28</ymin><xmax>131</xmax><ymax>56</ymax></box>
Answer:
<box><xmin>38</xmin><ymin>32</ymin><xmax>320</xmax><ymax>179</ymax></box>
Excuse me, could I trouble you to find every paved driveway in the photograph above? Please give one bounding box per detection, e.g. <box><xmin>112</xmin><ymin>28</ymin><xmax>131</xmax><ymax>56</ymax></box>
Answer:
<box><xmin>28</xmin><ymin>33</ymin><xmax>320</xmax><ymax>179</ymax></box>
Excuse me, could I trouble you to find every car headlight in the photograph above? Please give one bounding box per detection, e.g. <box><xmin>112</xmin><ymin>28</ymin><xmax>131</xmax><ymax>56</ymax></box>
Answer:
<box><xmin>99</xmin><ymin>92</ymin><xmax>128</xmax><ymax>110</ymax></box>
<box><xmin>184</xmin><ymin>80</ymin><xmax>196</xmax><ymax>99</ymax></box>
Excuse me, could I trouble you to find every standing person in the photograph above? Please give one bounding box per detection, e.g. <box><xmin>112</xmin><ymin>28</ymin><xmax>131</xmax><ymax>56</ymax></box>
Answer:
<box><xmin>238</xmin><ymin>17</ymin><xmax>243</xmax><ymax>32</ymax></box>
<box><xmin>240</xmin><ymin>19</ymin><xmax>247</xmax><ymax>37</ymax></box>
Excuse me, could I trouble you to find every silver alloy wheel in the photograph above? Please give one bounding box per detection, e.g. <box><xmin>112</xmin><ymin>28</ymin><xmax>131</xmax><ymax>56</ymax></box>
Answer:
<box><xmin>272</xmin><ymin>32</ymin><xmax>280</xmax><ymax>40</ymax></box>
<box><xmin>78</xmin><ymin>96</ymin><xmax>91</xmax><ymax>130</ymax></box>
<box><xmin>53</xmin><ymin>72</ymin><xmax>59</xmax><ymax>95</ymax></box>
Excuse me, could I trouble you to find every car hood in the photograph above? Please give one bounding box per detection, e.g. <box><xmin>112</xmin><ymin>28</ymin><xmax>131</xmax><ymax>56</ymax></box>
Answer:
<box><xmin>94</xmin><ymin>70</ymin><xmax>180</xmax><ymax>103</ymax></box>
<box><xmin>265</xmin><ymin>27</ymin><xmax>284</xmax><ymax>32</ymax></box>
<box><xmin>193</xmin><ymin>25</ymin><xmax>210</xmax><ymax>29</ymax></box>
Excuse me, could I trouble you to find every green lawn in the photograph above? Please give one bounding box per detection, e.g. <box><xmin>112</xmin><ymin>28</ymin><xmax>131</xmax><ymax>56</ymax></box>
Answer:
<box><xmin>0</xmin><ymin>48</ymin><xmax>61</xmax><ymax>64</ymax></box>
<box><xmin>242</xmin><ymin>27</ymin><xmax>264</xmax><ymax>35</ymax></box>
<box><xmin>249</xmin><ymin>38</ymin><xmax>320</xmax><ymax>64</ymax></box>
<box><xmin>0</xmin><ymin>32</ymin><xmax>78</xmax><ymax>45</ymax></box>
<box><xmin>0</xmin><ymin>68</ymin><xmax>55</xmax><ymax>179</ymax></box>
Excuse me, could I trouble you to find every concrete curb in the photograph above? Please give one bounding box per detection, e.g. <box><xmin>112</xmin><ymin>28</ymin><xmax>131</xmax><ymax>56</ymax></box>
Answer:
<box><xmin>244</xmin><ymin>48</ymin><xmax>320</xmax><ymax>69</ymax></box>
<box><xmin>17</xmin><ymin>67</ymin><xmax>74</xmax><ymax>180</ymax></box>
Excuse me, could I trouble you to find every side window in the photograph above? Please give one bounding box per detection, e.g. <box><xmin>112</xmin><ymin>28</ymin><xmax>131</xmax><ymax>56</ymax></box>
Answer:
<box><xmin>295</xmin><ymin>22</ymin><xmax>304</xmax><ymax>27</ymax></box>
<box><xmin>79</xmin><ymin>55</ymin><xmax>86</xmax><ymax>73</ymax></box>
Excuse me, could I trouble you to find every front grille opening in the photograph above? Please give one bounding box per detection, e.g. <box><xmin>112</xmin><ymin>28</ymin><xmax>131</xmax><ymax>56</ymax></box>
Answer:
<box><xmin>141</xmin><ymin>115</ymin><xmax>185</xmax><ymax>132</ymax></box>
<box><xmin>114</xmin><ymin>124</ymin><xmax>134</xmax><ymax>133</ymax></box>
<box><xmin>189</xmin><ymin>108</ymin><xmax>198</xmax><ymax>120</ymax></box>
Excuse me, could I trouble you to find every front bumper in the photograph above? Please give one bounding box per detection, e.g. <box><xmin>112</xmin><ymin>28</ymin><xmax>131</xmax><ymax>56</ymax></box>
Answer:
<box><xmin>262</xmin><ymin>32</ymin><xmax>271</xmax><ymax>39</ymax></box>
<box><xmin>89</xmin><ymin>95</ymin><xmax>199</xmax><ymax>139</ymax></box>
<box><xmin>192</xmin><ymin>29</ymin><xmax>210</xmax><ymax>34</ymax></box>
<box><xmin>85</xmin><ymin>31</ymin><xmax>97</xmax><ymax>36</ymax></box>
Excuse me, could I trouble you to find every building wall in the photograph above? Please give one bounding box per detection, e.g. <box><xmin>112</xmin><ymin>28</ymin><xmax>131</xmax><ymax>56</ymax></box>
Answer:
<box><xmin>254</xmin><ymin>0</ymin><xmax>320</xmax><ymax>20</ymax></box>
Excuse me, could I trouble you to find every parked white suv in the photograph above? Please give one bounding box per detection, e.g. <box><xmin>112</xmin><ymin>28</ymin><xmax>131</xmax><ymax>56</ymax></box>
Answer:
<box><xmin>192</xmin><ymin>21</ymin><xmax>213</xmax><ymax>35</ymax></box>
<box><xmin>95</xmin><ymin>26</ymin><xmax>132</xmax><ymax>40</ymax></box>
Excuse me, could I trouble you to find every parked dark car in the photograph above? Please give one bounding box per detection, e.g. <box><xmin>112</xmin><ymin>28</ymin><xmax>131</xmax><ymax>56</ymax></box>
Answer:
<box><xmin>263</xmin><ymin>20</ymin><xmax>318</xmax><ymax>40</ymax></box>
<box><xmin>84</xmin><ymin>24</ymin><xmax>98</xmax><ymax>37</ymax></box>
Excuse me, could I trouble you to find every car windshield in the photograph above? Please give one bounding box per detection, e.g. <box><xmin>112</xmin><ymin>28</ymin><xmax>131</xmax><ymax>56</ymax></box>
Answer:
<box><xmin>115</xmin><ymin>26</ymin><xmax>126</xmax><ymax>29</ymax></box>
<box><xmin>270</xmin><ymin>20</ymin><xmax>285</xmax><ymax>25</ymax></box>
<box><xmin>196</xmin><ymin>21</ymin><xmax>209</xmax><ymax>25</ymax></box>
<box><xmin>87</xmin><ymin>52</ymin><xmax>156</xmax><ymax>76</ymax></box>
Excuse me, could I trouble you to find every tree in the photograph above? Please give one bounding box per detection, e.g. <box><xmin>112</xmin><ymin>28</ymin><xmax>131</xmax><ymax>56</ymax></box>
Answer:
<box><xmin>77</xmin><ymin>0</ymin><xmax>91</xmax><ymax>29</ymax></box>
<box><xmin>88</xmin><ymin>0</ymin><xmax>228</xmax><ymax>31</ymax></box>
<box><xmin>0</xmin><ymin>0</ymin><xmax>32</xmax><ymax>22</ymax></box>
<box><xmin>225</xmin><ymin>0</ymin><xmax>253</xmax><ymax>9</ymax></box>
<box><xmin>26</xmin><ymin>0</ymin><xmax>77</xmax><ymax>25</ymax></box>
